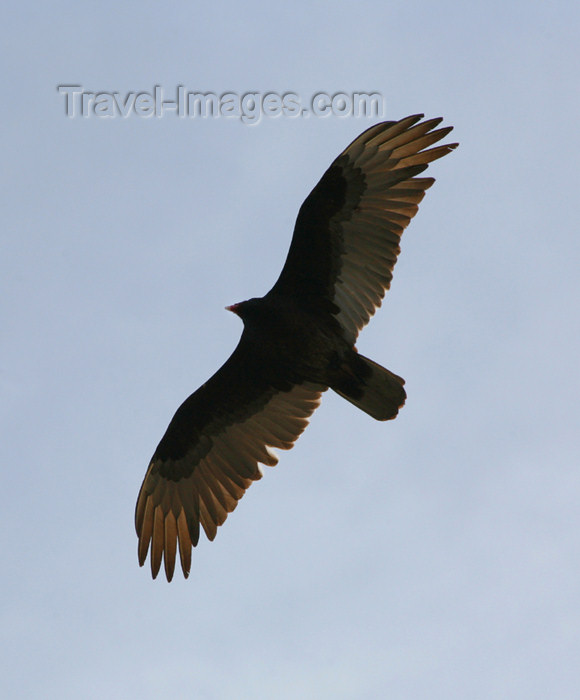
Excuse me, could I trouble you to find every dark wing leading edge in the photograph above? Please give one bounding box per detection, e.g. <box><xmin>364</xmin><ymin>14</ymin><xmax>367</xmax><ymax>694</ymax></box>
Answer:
<box><xmin>269</xmin><ymin>114</ymin><xmax>458</xmax><ymax>343</ymax></box>
<box><xmin>136</xmin><ymin>337</ymin><xmax>324</xmax><ymax>581</ymax></box>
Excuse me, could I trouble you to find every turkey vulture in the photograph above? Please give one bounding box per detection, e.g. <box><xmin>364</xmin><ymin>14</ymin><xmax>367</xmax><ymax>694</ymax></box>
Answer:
<box><xmin>136</xmin><ymin>114</ymin><xmax>457</xmax><ymax>580</ymax></box>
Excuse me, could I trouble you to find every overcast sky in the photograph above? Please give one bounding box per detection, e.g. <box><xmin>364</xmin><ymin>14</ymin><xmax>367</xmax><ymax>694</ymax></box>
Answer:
<box><xmin>2</xmin><ymin>1</ymin><xmax>579</xmax><ymax>698</ymax></box>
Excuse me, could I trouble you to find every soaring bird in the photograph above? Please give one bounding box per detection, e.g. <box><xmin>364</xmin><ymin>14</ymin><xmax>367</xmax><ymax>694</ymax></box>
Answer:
<box><xmin>136</xmin><ymin>114</ymin><xmax>457</xmax><ymax>580</ymax></box>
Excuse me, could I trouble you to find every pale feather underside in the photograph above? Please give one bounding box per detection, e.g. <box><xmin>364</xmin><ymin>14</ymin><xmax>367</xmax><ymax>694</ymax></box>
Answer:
<box><xmin>329</xmin><ymin>115</ymin><xmax>457</xmax><ymax>341</ymax></box>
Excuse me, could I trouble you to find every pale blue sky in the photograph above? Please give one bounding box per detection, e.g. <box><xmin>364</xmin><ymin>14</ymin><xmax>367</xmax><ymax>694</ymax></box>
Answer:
<box><xmin>2</xmin><ymin>1</ymin><xmax>579</xmax><ymax>698</ymax></box>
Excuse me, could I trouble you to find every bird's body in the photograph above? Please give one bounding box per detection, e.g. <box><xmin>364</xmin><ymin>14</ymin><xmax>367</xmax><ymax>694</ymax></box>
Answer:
<box><xmin>232</xmin><ymin>297</ymin><xmax>332</xmax><ymax>367</ymax></box>
<box><xmin>230</xmin><ymin>295</ymin><xmax>348</xmax><ymax>382</ymax></box>
<box><xmin>227</xmin><ymin>294</ymin><xmax>406</xmax><ymax>420</ymax></box>
<box><xmin>136</xmin><ymin>114</ymin><xmax>457</xmax><ymax>580</ymax></box>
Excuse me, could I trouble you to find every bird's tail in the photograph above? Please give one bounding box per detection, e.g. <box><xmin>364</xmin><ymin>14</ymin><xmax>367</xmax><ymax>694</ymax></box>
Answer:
<box><xmin>330</xmin><ymin>353</ymin><xmax>406</xmax><ymax>421</ymax></box>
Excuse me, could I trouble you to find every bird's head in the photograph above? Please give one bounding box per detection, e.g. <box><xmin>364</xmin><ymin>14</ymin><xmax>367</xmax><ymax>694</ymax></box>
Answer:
<box><xmin>225</xmin><ymin>297</ymin><xmax>263</xmax><ymax>323</ymax></box>
<box><xmin>225</xmin><ymin>302</ymin><xmax>241</xmax><ymax>315</ymax></box>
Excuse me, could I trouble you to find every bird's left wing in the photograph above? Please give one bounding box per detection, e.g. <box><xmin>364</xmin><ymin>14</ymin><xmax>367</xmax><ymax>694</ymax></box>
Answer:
<box><xmin>136</xmin><ymin>337</ymin><xmax>324</xmax><ymax>581</ymax></box>
<box><xmin>269</xmin><ymin>114</ymin><xmax>457</xmax><ymax>342</ymax></box>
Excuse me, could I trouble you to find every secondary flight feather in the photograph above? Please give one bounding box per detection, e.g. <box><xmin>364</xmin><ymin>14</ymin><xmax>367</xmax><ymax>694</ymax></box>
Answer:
<box><xmin>136</xmin><ymin>114</ymin><xmax>457</xmax><ymax>580</ymax></box>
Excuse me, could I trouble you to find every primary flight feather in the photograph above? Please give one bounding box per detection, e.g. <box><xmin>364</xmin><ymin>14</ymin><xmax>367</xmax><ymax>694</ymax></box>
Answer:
<box><xmin>136</xmin><ymin>114</ymin><xmax>457</xmax><ymax>580</ymax></box>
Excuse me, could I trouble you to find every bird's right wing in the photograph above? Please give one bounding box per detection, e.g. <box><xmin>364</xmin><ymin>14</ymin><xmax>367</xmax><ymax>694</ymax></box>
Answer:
<box><xmin>269</xmin><ymin>115</ymin><xmax>457</xmax><ymax>342</ymax></box>
<box><xmin>136</xmin><ymin>336</ymin><xmax>324</xmax><ymax>581</ymax></box>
